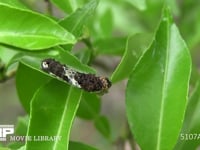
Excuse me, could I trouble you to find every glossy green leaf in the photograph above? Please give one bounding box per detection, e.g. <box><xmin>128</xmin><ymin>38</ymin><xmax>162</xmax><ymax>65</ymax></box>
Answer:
<box><xmin>26</xmin><ymin>79</ymin><xmax>82</xmax><ymax>150</ymax></box>
<box><xmin>69</xmin><ymin>141</ymin><xmax>98</xmax><ymax>150</ymax></box>
<box><xmin>16</xmin><ymin>47</ymin><xmax>95</xmax><ymax>74</ymax></box>
<box><xmin>126</xmin><ymin>8</ymin><xmax>191</xmax><ymax>150</ymax></box>
<box><xmin>58</xmin><ymin>49</ymin><xmax>96</xmax><ymax>74</ymax></box>
<box><xmin>76</xmin><ymin>91</ymin><xmax>100</xmax><ymax>120</ymax></box>
<box><xmin>111</xmin><ymin>33</ymin><xmax>152</xmax><ymax>83</ymax></box>
<box><xmin>94</xmin><ymin>37</ymin><xmax>127</xmax><ymax>55</ymax></box>
<box><xmin>94</xmin><ymin>116</ymin><xmax>111</xmax><ymax>138</ymax></box>
<box><xmin>0</xmin><ymin>0</ymin><xmax>28</xmax><ymax>9</ymax></box>
<box><xmin>0</xmin><ymin>4</ymin><xmax>76</xmax><ymax>50</ymax></box>
<box><xmin>16</xmin><ymin>62</ymin><xmax>50</xmax><ymax>113</ymax></box>
<box><xmin>59</xmin><ymin>0</ymin><xmax>99</xmax><ymax>38</ymax></box>
<box><xmin>175</xmin><ymin>80</ymin><xmax>200</xmax><ymax>150</ymax></box>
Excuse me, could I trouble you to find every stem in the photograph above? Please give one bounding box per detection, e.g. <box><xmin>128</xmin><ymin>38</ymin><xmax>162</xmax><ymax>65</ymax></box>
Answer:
<box><xmin>113</xmin><ymin>121</ymin><xmax>138</xmax><ymax>150</ymax></box>
<box><xmin>82</xmin><ymin>38</ymin><xmax>96</xmax><ymax>64</ymax></box>
<box><xmin>0</xmin><ymin>70</ymin><xmax>16</xmax><ymax>83</ymax></box>
<box><xmin>126</xmin><ymin>121</ymin><xmax>138</xmax><ymax>150</ymax></box>
<box><xmin>44</xmin><ymin>0</ymin><xmax>53</xmax><ymax>15</ymax></box>
<box><xmin>115</xmin><ymin>136</ymin><xmax>126</xmax><ymax>150</ymax></box>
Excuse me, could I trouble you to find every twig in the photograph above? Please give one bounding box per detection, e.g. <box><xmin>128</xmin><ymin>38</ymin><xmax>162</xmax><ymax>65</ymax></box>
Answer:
<box><xmin>126</xmin><ymin>121</ymin><xmax>138</xmax><ymax>150</ymax></box>
<box><xmin>82</xmin><ymin>38</ymin><xmax>96</xmax><ymax>64</ymax></box>
<box><xmin>0</xmin><ymin>69</ymin><xmax>16</xmax><ymax>83</ymax></box>
<box><xmin>113</xmin><ymin>121</ymin><xmax>138</xmax><ymax>150</ymax></box>
<box><xmin>44</xmin><ymin>0</ymin><xmax>53</xmax><ymax>15</ymax></box>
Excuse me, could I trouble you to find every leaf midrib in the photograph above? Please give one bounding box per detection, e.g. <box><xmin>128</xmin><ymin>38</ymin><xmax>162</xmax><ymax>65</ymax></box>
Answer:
<box><xmin>156</xmin><ymin>24</ymin><xmax>170</xmax><ymax>150</ymax></box>
<box><xmin>71</xmin><ymin>1</ymin><xmax>96</xmax><ymax>33</ymax></box>
<box><xmin>52</xmin><ymin>87</ymin><xmax>72</xmax><ymax>150</ymax></box>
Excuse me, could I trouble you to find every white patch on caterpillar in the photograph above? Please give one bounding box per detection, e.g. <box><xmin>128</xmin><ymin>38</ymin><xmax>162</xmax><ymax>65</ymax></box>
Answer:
<box><xmin>42</xmin><ymin>61</ymin><xmax>49</xmax><ymax>69</ymax></box>
<box><xmin>63</xmin><ymin>67</ymin><xmax>81</xmax><ymax>88</ymax></box>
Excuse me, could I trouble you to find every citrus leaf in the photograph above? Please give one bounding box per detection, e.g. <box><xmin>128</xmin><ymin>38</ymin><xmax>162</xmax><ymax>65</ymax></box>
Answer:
<box><xmin>26</xmin><ymin>79</ymin><xmax>82</xmax><ymax>150</ymax></box>
<box><xmin>94</xmin><ymin>37</ymin><xmax>127</xmax><ymax>55</ymax></box>
<box><xmin>76</xmin><ymin>91</ymin><xmax>101</xmax><ymax>120</ymax></box>
<box><xmin>0</xmin><ymin>46</ymin><xmax>18</xmax><ymax>67</ymax></box>
<box><xmin>111</xmin><ymin>33</ymin><xmax>152</xmax><ymax>83</ymax></box>
<box><xmin>59</xmin><ymin>0</ymin><xmax>98</xmax><ymax>38</ymax></box>
<box><xmin>0</xmin><ymin>0</ymin><xmax>28</xmax><ymax>10</ymax></box>
<box><xmin>125</xmin><ymin>0</ymin><xmax>146</xmax><ymax>11</ymax></box>
<box><xmin>69</xmin><ymin>141</ymin><xmax>98</xmax><ymax>150</ymax></box>
<box><xmin>58</xmin><ymin>49</ymin><xmax>96</xmax><ymax>74</ymax></box>
<box><xmin>94</xmin><ymin>116</ymin><xmax>111</xmax><ymax>138</ymax></box>
<box><xmin>126</xmin><ymin>8</ymin><xmax>191</xmax><ymax>150</ymax></box>
<box><xmin>16</xmin><ymin>62</ymin><xmax>50</xmax><ymax>113</ymax></box>
<box><xmin>0</xmin><ymin>4</ymin><xmax>76</xmax><ymax>50</ymax></box>
<box><xmin>8</xmin><ymin>116</ymin><xmax>29</xmax><ymax>149</ymax></box>
<box><xmin>99</xmin><ymin>8</ymin><xmax>113</xmax><ymax>37</ymax></box>
<box><xmin>0</xmin><ymin>148</ymin><xmax>10</xmax><ymax>150</ymax></box>
<box><xmin>175</xmin><ymin>80</ymin><xmax>200</xmax><ymax>150</ymax></box>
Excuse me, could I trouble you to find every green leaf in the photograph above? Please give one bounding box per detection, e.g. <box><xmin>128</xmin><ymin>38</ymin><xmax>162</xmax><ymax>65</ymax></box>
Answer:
<box><xmin>0</xmin><ymin>148</ymin><xmax>11</xmax><ymax>150</ymax></box>
<box><xmin>8</xmin><ymin>116</ymin><xmax>29</xmax><ymax>149</ymax></box>
<box><xmin>110</xmin><ymin>37</ymin><xmax>133</xmax><ymax>83</ymax></box>
<box><xmin>0</xmin><ymin>45</ymin><xmax>18</xmax><ymax>67</ymax></box>
<box><xmin>69</xmin><ymin>141</ymin><xmax>98</xmax><ymax>150</ymax></box>
<box><xmin>59</xmin><ymin>0</ymin><xmax>99</xmax><ymax>38</ymax></box>
<box><xmin>76</xmin><ymin>91</ymin><xmax>101</xmax><ymax>120</ymax></box>
<box><xmin>99</xmin><ymin>8</ymin><xmax>113</xmax><ymax>37</ymax></box>
<box><xmin>16</xmin><ymin>62</ymin><xmax>50</xmax><ymax>113</ymax></box>
<box><xmin>94</xmin><ymin>116</ymin><xmax>111</xmax><ymax>138</ymax></box>
<box><xmin>125</xmin><ymin>0</ymin><xmax>146</xmax><ymax>11</ymax></box>
<box><xmin>26</xmin><ymin>79</ymin><xmax>82</xmax><ymax>150</ymax></box>
<box><xmin>17</xmin><ymin>146</ymin><xmax>25</xmax><ymax>150</ymax></box>
<box><xmin>94</xmin><ymin>37</ymin><xmax>127</xmax><ymax>55</ymax></box>
<box><xmin>75</xmin><ymin>48</ymin><xmax>93</xmax><ymax>64</ymax></box>
<box><xmin>175</xmin><ymin>80</ymin><xmax>200</xmax><ymax>150</ymax></box>
<box><xmin>0</xmin><ymin>4</ymin><xmax>76</xmax><ymax>50</ymax></box>
<box><xmin>0</xmin><ymin>0</ymin><xmax>28</xmax><ymax>10</ymax></box>
<box><xmin>16</xmin><ymin>47</ymin><xmax>96</xmax><ymax>74</ymax></box>
<box><xmin>0</xmin><ymin>45</ymin><xmax>22</xmax><ymax>81</ymax></box>
<box><xmin>178</xmin><ymin>1</ymin><xmax>200</xmax><ymax>50</ymax></box>
<box><xmin>111</xmin><ymin>33</ymin><xmax>152</xmax><ymax>83</ymax></box>
<box><xmin>58</xmin><ymin>49</ymin><xmax>96</xmax><ymax>74</ymax></box>
<box><xmin>190</xmin><ymin>67</ymin><xmax>200</xmax><ymax>87</ymax></box>
<box><xmin>126</xmin><ymin>8</ymin><xmax>191</xmax><ymax>150</ymax></box>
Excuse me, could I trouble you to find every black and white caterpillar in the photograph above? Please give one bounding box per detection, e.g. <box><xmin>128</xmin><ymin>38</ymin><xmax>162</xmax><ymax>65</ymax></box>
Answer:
<box><xmin>41</xmin><ymin>58</ymin><xmax>112</xmax><ymax>93</ymax></box>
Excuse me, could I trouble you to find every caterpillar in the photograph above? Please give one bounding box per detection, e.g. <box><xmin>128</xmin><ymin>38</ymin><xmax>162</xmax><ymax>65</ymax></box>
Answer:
<box><xmin>41</xmin><ymin>58</ymin><xmax>111</xmax><ymax>93</ymax></box>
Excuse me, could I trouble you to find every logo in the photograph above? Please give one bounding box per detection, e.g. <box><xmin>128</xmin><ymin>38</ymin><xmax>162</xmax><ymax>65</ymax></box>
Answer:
<box><xmin>0</xmin><ymin>125</ymin><xmax>14</xmax><ymax>141</ymax></box>
<box><xmin>0</xmin><ymin>125</ymin><xmax>61</xmax><ymax>142</ymax></box>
